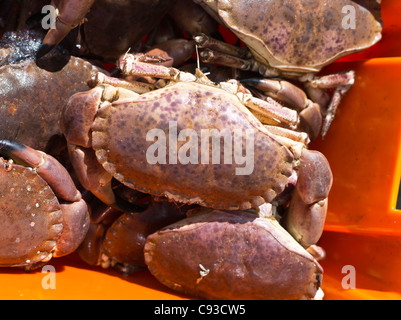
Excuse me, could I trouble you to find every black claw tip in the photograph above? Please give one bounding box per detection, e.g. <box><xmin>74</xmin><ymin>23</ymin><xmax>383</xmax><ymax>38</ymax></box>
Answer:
<box><xmin>0</xmin><ymin>139</ymin><xmax>26</xmax><ymax>154</ymax></box>
<box><xmin>239</xmin><ymin>78</ymin><xmax>262</xmax><ymax>86</ymax></box>
<box><xmin>36</xmin><ymin>43</ymin><xmax>55</xmax><ymax>59</ymax></box>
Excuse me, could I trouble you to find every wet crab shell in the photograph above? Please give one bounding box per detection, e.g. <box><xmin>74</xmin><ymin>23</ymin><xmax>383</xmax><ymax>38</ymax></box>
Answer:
<box><xmin>0</xmin><ymin>160</ymin><xmax>63</xmax><ymax>267</ymax></box>
<box><xmin>144</xmin><ymin>210</ymin><xmax>323</xmax><ymax>300</ymax></box>
<box><xmin>90</xmin><ymin>81</ymin><xmax>294</xmax><ymax>210</ymax></box>
<box><xmin>204</xmin><ymin>0</ymin><xmax>382</xmax><ymax>73</ymax></box>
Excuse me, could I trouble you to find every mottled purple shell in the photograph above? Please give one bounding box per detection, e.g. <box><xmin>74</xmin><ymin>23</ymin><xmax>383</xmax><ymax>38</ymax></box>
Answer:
<box><xmin>144</xmin><ymin>210</ymin><xmax>323</xmax><ymax>300</ymax></box>
<box><xmin>0</xmin><ymin>160</ymin><xmax>63</xmax><ymax>266</ymax></box>
<box><xmin>91</xmin><ymin>82</ymin><xmax>294</xmax><ymax>210</ymax></box>
<box><xmin>214</xmin><ymin>0</ymin><xmax>382</xmax><ymax>72</ymax></box>
<box><xmin>0</xmin><ymin>57</ymin><xmax>102</xmax><ymax>151</ymax></box>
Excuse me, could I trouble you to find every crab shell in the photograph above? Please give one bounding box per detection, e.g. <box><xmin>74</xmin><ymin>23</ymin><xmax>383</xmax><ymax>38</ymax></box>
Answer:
<box><xmin>196</xmin><ymin>0</ymin><xmax>382</xmax><ymax>73</ymax></box>
<box><xmin>77</xmin><ymin>81</ymin><xmax>295</xmax><ymax>210</ymax></box>
<box><xmin>144</xmin><ymin>210</ymin><xmax>323</xmax><ymax>300</ymax></box>
<box><xmin>0</xmin><ymin>29</ymin><xmax>104</xmax><ymax>151</ymax></box>
<box><xmin>0</xmin><ymin>158</ymin><xmax>88</xmax><ymax>267</ymax></box>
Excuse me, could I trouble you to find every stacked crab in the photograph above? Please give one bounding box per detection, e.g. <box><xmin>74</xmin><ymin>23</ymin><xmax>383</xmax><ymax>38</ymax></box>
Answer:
<box><xmin>0</xmin><ymin>0</ymin><xmax>382</xmax><ymax>300</ymax></box>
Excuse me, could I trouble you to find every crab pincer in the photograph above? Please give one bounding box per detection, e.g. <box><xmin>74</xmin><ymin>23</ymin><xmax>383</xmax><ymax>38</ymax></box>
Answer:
<box><xmin>78</xmin><ymin>199</ymin><xmax>187</xmax><ymax>273</ymax></box>
<box><xmin>0</xmin><ymin>140</ymin><xmax>89</xmax><ymax>269</ymax></box>
<box><xmin>283</xmin><ymin>149</ymin><xmax>333</xmax><ymax>248</ymax></box>
<box><xmin>37</xmin><ymin>0</ymin><xmax>95</xmax><ymax>58</ymax></box>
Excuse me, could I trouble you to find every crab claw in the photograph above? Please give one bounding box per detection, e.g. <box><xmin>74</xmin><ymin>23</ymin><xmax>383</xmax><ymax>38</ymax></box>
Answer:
<box><xmin>0</xmin><ymin>139</ymin><xmax>81</xmax><ymax>202</ymax></box>
<box><xmin>0</xmin><ymin>140</ymin><xmax>90</xmax><ymax>267</ymax></box>
<box><xmin>78</xmin><ymin>199</ymin><xmax>187</xmax><ymax>272</ymax></box>
<box><xmin>284</xmin><ymin>149</ymin><xmax>333</xmax><ymax>248</ymax></box>
<box><xmin>37</xmin><ymin>0</ymin><xmax>95</xmax><ymax>58</ymax></box>
<box><xmin>241</xmin><ymin>78</ymin><xmax>323</xmax><ymax>140</ymax></box>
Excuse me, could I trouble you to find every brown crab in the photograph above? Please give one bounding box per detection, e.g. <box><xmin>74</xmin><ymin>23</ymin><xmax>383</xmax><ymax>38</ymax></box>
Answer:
<box><xmin>192</xmin><ymin>0</ymin><xmax>382</xmax><ymax>136</ymax></box>
<box><xmin>145</xmin><ymin>208</ymin><xmax>324</xmax><ymax>300</ymax></box>
<box><xmin>61</xmin><ymin>55</ymin><xmax>333</xmax><ymax>299</ymax></box>
<box><xmin>194</xmin><ymin>0</ymin><xmax>382</xmax><ymax>75</ymax></box>
<box><xmin>61</xmin><ymin>55</ymin><xmax>333</xmax><ymax>248</ymax></box>
<box><xmin>0</xmin><ymin>29</ymin><xmax>105</xmax><ymax>152</ymax></box>
<box><xmin>0</xmin><ymin>140</ymin><xmax>90</xmax><ymax>269</ymax></box>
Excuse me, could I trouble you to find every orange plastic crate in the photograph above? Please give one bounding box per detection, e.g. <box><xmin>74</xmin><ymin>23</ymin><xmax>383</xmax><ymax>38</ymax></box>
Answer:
<box><xmin>313</xmin><ymin>56</ymin><xmax>401</xmax><ymax>299</ymax></box>
<box><xmin>0</xmin><ymin>0</ymin><xmax>400</xmax><ymax>300</ymax></box>
<box><xmin>312</xmin><ymin>0</ymin><xmax>401</xmax><ymax>299</ymax></box>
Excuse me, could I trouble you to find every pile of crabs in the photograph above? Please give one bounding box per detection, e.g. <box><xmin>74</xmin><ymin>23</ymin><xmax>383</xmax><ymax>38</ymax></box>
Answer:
<box><xmin>0</xmin><ymin>0</ymin><xmax>382</xmax><ymax>300</ymax></box>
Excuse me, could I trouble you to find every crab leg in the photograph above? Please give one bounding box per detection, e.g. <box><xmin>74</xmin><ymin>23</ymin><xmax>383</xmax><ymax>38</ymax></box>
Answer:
<box><xmin>118</xmin><ymin>55</ymin><xmax>301</xmax><ymax>131</ymax></box>
<box><xmin>145</xmin><ymin>39</ymin><xmax>196</xmax><ymax>68</ymax></box>
<box><xmin>67</xmin><ymin>144</ymin><xmax>116</xmax><ymax>207</ymax></box>
<box><xmin>194</xmin><ymin>33</ymin><xmax>250</xmax><ymax>59</ymax></box>
<box><xmin>263</xmin><ymin>126</ymin><xmax>309</xmax><ymax>145</ymax></box>
<box><xmin>199</xmin><ymin>48</ymin><xmax>255</xmax><ymax>71</ymax></box>
<box><xmin>283</xmin><ymin>149</ymin><xmax>333</xmax><ymax>248</ymax></box>
<box><xmin>37</xmin><ymin>0</ymin><xmax>95</xmax><ymax>58</ymax></box>
<box><xmin>320</xmin><ymin>85</ymin><xmax>352</xmax><ymax>138</ymax></box>
<box><xmin>194</xmin><ymin>33</ymin><xmax>280</xmax><ymax>77</ymax></box>
<box><xmin>89</xmin><ymin>72</ymin><xmax>156</xmax><ymax>94</ymax></box>
<box><xmin>118</xmin><ymin>53</ymin><xmax>196</xmax><ymax>82</ymax></box>
<box><xmin>242</xmin><ymin>78</ymin><xmax>323</xmax><ymax>140</ymax></box>
<box><xmin>242</xmin><ymin>95</ymin><xmax>299</xmax><ymax>129</ymax></box>
<box><xmin>92</xmin><ymin>40</ymin><xmax>196</xmax><ymax>92</ymax></box>
<box><xmin>308</xmin><ymin>71</ymin><xmax>355</xmax><ymax>90</ymax></box>
<box><xmin>304</xmin><ymin>71</ymin><xmax>355</xmax><ymax>138</ymax></box>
